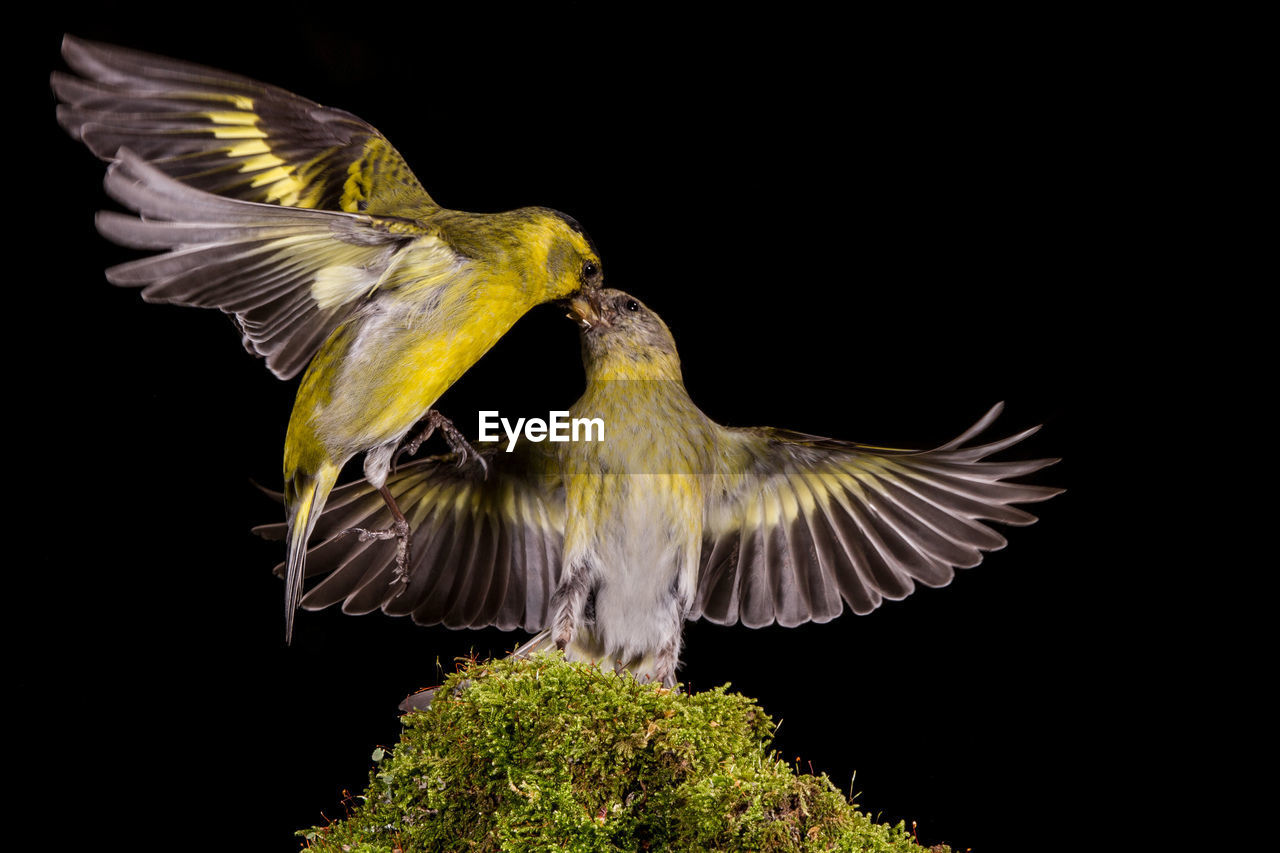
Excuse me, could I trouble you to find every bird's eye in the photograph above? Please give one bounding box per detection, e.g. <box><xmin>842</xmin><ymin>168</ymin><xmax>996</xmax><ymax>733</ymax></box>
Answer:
<box><xmin>625</xmin><ymin>299</ymin><xmax>640</xmax><ymax>312</ymax></box>
<box><xmin>582</xmin><ymin>260</ymin><xmax>599</xmax><ymax>279</ymax></box>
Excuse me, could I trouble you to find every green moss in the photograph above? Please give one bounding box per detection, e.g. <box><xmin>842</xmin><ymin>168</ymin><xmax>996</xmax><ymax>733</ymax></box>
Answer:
<box><xmin>300</xmin><ymin>654</ymin><xmax>948</xmax><ymax>852</ymax></box>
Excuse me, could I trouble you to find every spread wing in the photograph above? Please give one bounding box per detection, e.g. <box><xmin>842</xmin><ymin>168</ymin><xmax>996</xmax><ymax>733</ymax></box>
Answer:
<box><xmin>53</xmin><ymin>34</ymin><xmax>435</xmax><ymax>216</ymax></box>
<box><xmin>97</xmin><ymin>149</ymin><xmax>463</xmax><ymax>379</ymax></box>
<box><xmin>258</xmin><ymin>442</ymin><xmax>567</xmax><ymax>632</ymax></box>
<box><xmin>695</xmin><ymin>403</ymin><xmax>1062</xmax><ymax>628</ymax></box>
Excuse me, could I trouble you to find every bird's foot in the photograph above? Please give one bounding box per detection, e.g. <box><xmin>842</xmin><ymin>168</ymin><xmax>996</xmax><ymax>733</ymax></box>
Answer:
<box><xmin>343</xmin><ymin>518</ymin><xmax>413</xmax><ymax>596</ymax></box>
<box><xmin>396</xmin><ymin>409</ymin><xmax>488</xmax><ymax>476</ymax></box>
<box><xmin>552</xmin><ymin>619</ymin><xmax>573</xmax><ymax>652</ymax></box>
<box><xmin>550</xmin><ymin>561</ymin><xmax>590</xmax><ymax>652</ymax></box>
<box><xmin>653</xmin><ymin>628</ymin><xmax>683</xmax><ymax>689</ymax></box>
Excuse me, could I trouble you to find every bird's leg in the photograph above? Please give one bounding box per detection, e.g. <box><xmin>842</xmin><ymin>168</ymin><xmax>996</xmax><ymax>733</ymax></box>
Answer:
<box><xmin>653</xmin><ymin>632</ymin><xmax>683</xmax><ymax>689</ymax></box>
<box><xmin>550</xmin><ymin>560</ymin><xmax>593</xmax><ymax>653</ymax></box>
<box><xmin>396</xmin><ymin>409</ymin><xmax>488</xmax><ymax>475</ymax></box>
<box><xmin>652</xmin><ymin>588</ymin><xmax>691</xmax><ymax>688</ymax></box>
<box><xmin>342</xmin><ymin>485</ymin><xmax>414</xmax><ymax>596</ymax></box>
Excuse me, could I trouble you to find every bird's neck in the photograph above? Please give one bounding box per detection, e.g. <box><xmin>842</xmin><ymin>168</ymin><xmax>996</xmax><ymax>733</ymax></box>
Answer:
<box><xmin>584</xmin><ymin>349</ymin><xmax>684</xmax><ymax>385</ymax></box>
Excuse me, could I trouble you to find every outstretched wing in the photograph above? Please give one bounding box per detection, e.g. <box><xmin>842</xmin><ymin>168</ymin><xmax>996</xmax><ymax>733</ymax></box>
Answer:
<box><xmin>53</xmin><ymin>35</ymin><xmax>435</xmax><ymax>216</ymax></box>
<box><xmin>695</xmin><ymin>403</ymin><xmax>1062</xmax><ymax>628</ymax></box>
<box><xmin>97</xmin><ymin>149</ymin><xmax>463</xmax><ymax>379</ymax></box>
<box><xmin>258</xmin><ymin>442</ymin><xmax>567</xmax><ymax>632</ymax></box>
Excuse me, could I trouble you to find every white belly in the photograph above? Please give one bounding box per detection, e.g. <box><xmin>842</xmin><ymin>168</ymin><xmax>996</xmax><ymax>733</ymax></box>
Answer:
<box><xmin>569</xmin><ymin>476</ymin><xmax>700</xmax><ymax>672</ymax></box>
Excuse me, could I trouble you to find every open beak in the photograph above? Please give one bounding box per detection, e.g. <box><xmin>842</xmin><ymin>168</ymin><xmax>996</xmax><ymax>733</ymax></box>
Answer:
<box><xmin>567</xmin><ymin>294</ymin><xmax>603</xmax><ymax>331</ymax></box>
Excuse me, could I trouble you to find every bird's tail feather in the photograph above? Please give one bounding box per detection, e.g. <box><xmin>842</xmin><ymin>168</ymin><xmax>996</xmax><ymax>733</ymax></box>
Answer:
<box><xmin>284</xmin><ymin>463</ymin><xmax>340</xmax><ymax>644</ymax></box>
<box><xmin>512</xmin><ymin>630</ymin><xmax>557</xmax><ymax>659</ymax></box>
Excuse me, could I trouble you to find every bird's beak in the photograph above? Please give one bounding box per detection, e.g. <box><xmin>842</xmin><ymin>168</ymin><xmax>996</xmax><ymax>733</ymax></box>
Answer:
<box><xmin>567</xmin><ymin>294</ymin><xmax>603</xmax><ymax>331</ymax></box>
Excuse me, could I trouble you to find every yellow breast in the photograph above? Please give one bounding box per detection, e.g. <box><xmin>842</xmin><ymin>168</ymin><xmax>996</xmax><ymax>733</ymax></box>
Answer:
<box><xmin>285</xmin><ymin>281</ymin><xmax>530</xmax><ymax>475</ymax></box>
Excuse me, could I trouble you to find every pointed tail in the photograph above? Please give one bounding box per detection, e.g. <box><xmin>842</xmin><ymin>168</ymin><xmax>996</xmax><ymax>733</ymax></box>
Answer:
<box><xmin>284</xmin><ymin>462</ymin><xmax>340</xmax><ymax>644</ymax></box>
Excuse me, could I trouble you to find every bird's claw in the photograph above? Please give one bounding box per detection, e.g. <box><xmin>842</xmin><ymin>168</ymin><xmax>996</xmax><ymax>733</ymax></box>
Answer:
<box><xmin>346</xmin><ymin>519</ymin><xmax>413</xmax><ymax>596</ymax></box>
<box><xmin>454</xmin><ymin>439</ymin><xmax>489</xmax><ymax>476</ymax></box>
<box><xmin>395</xmin><ymin>409</ymin><xmax>487</xmax><ymax>476</ymax></box>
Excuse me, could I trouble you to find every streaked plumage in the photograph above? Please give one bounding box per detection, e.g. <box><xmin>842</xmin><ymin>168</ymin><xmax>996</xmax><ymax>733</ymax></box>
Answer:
<box><xmin>53</xmin><ymin>37</ymin><xmax>604</xmax><ymax>642</ymax></box>
<box><xmin>261</xmin><ymin>289</ymin><xmax>1061</xmax><ymax>688</ymax></box>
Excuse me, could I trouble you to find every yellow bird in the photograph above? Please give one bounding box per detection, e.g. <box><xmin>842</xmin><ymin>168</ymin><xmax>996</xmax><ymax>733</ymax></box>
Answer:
<box><xmin>52</xmin><ymin>36</ymin><xmax>604</xmax><ymax>642</ymax></box>
<box><xmin>264</xmin><ymin>289</ymin><xmax>1061</xmax><ymax>695</ymax></box>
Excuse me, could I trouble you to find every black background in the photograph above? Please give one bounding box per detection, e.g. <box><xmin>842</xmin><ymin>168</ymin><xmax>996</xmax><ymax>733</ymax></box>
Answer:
<box><xmin>16</xmin><ymin>11</ymin><xmax>1141</xmax><ymax>852</ymax></box>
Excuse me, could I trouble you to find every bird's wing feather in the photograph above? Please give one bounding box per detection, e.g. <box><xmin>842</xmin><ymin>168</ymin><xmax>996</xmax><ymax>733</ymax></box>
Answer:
<box><xmin>53</xmin><ymin>35</ymin><xmax>435</xmax><ymax>215</ymax></box>
<box><xmin>256</xmin><ymin>441</ymin><xmax>567</xmax><ymax>632</ymax></box>
<box><xmin>97</xmin><ymin>149</ymin><xmax>463</xmax><ymax>379</ymax></box>
<box><xmin>694</xmin><ymin>403</ymin><xmax>1062</xmax><ymax>628</ymax></box>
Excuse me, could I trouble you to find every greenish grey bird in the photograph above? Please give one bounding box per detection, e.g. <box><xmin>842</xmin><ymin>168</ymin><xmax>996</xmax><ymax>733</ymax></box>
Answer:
<box><xmin>262</xmin><ymin>289</ymin><xmax>1061</xmax><ymax>689</ymax></box>
<box><xmin>52</xmin><ymin>36</ymin><xmax>604</xmax><ymax>643</ymax></box>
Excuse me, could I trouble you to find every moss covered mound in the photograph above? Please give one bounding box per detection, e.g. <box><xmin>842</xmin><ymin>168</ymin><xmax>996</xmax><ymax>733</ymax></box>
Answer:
<box><xmin>301</xmin><ymin>654</ymin><xmax>948</xmax><ymax>852</ymax></box>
